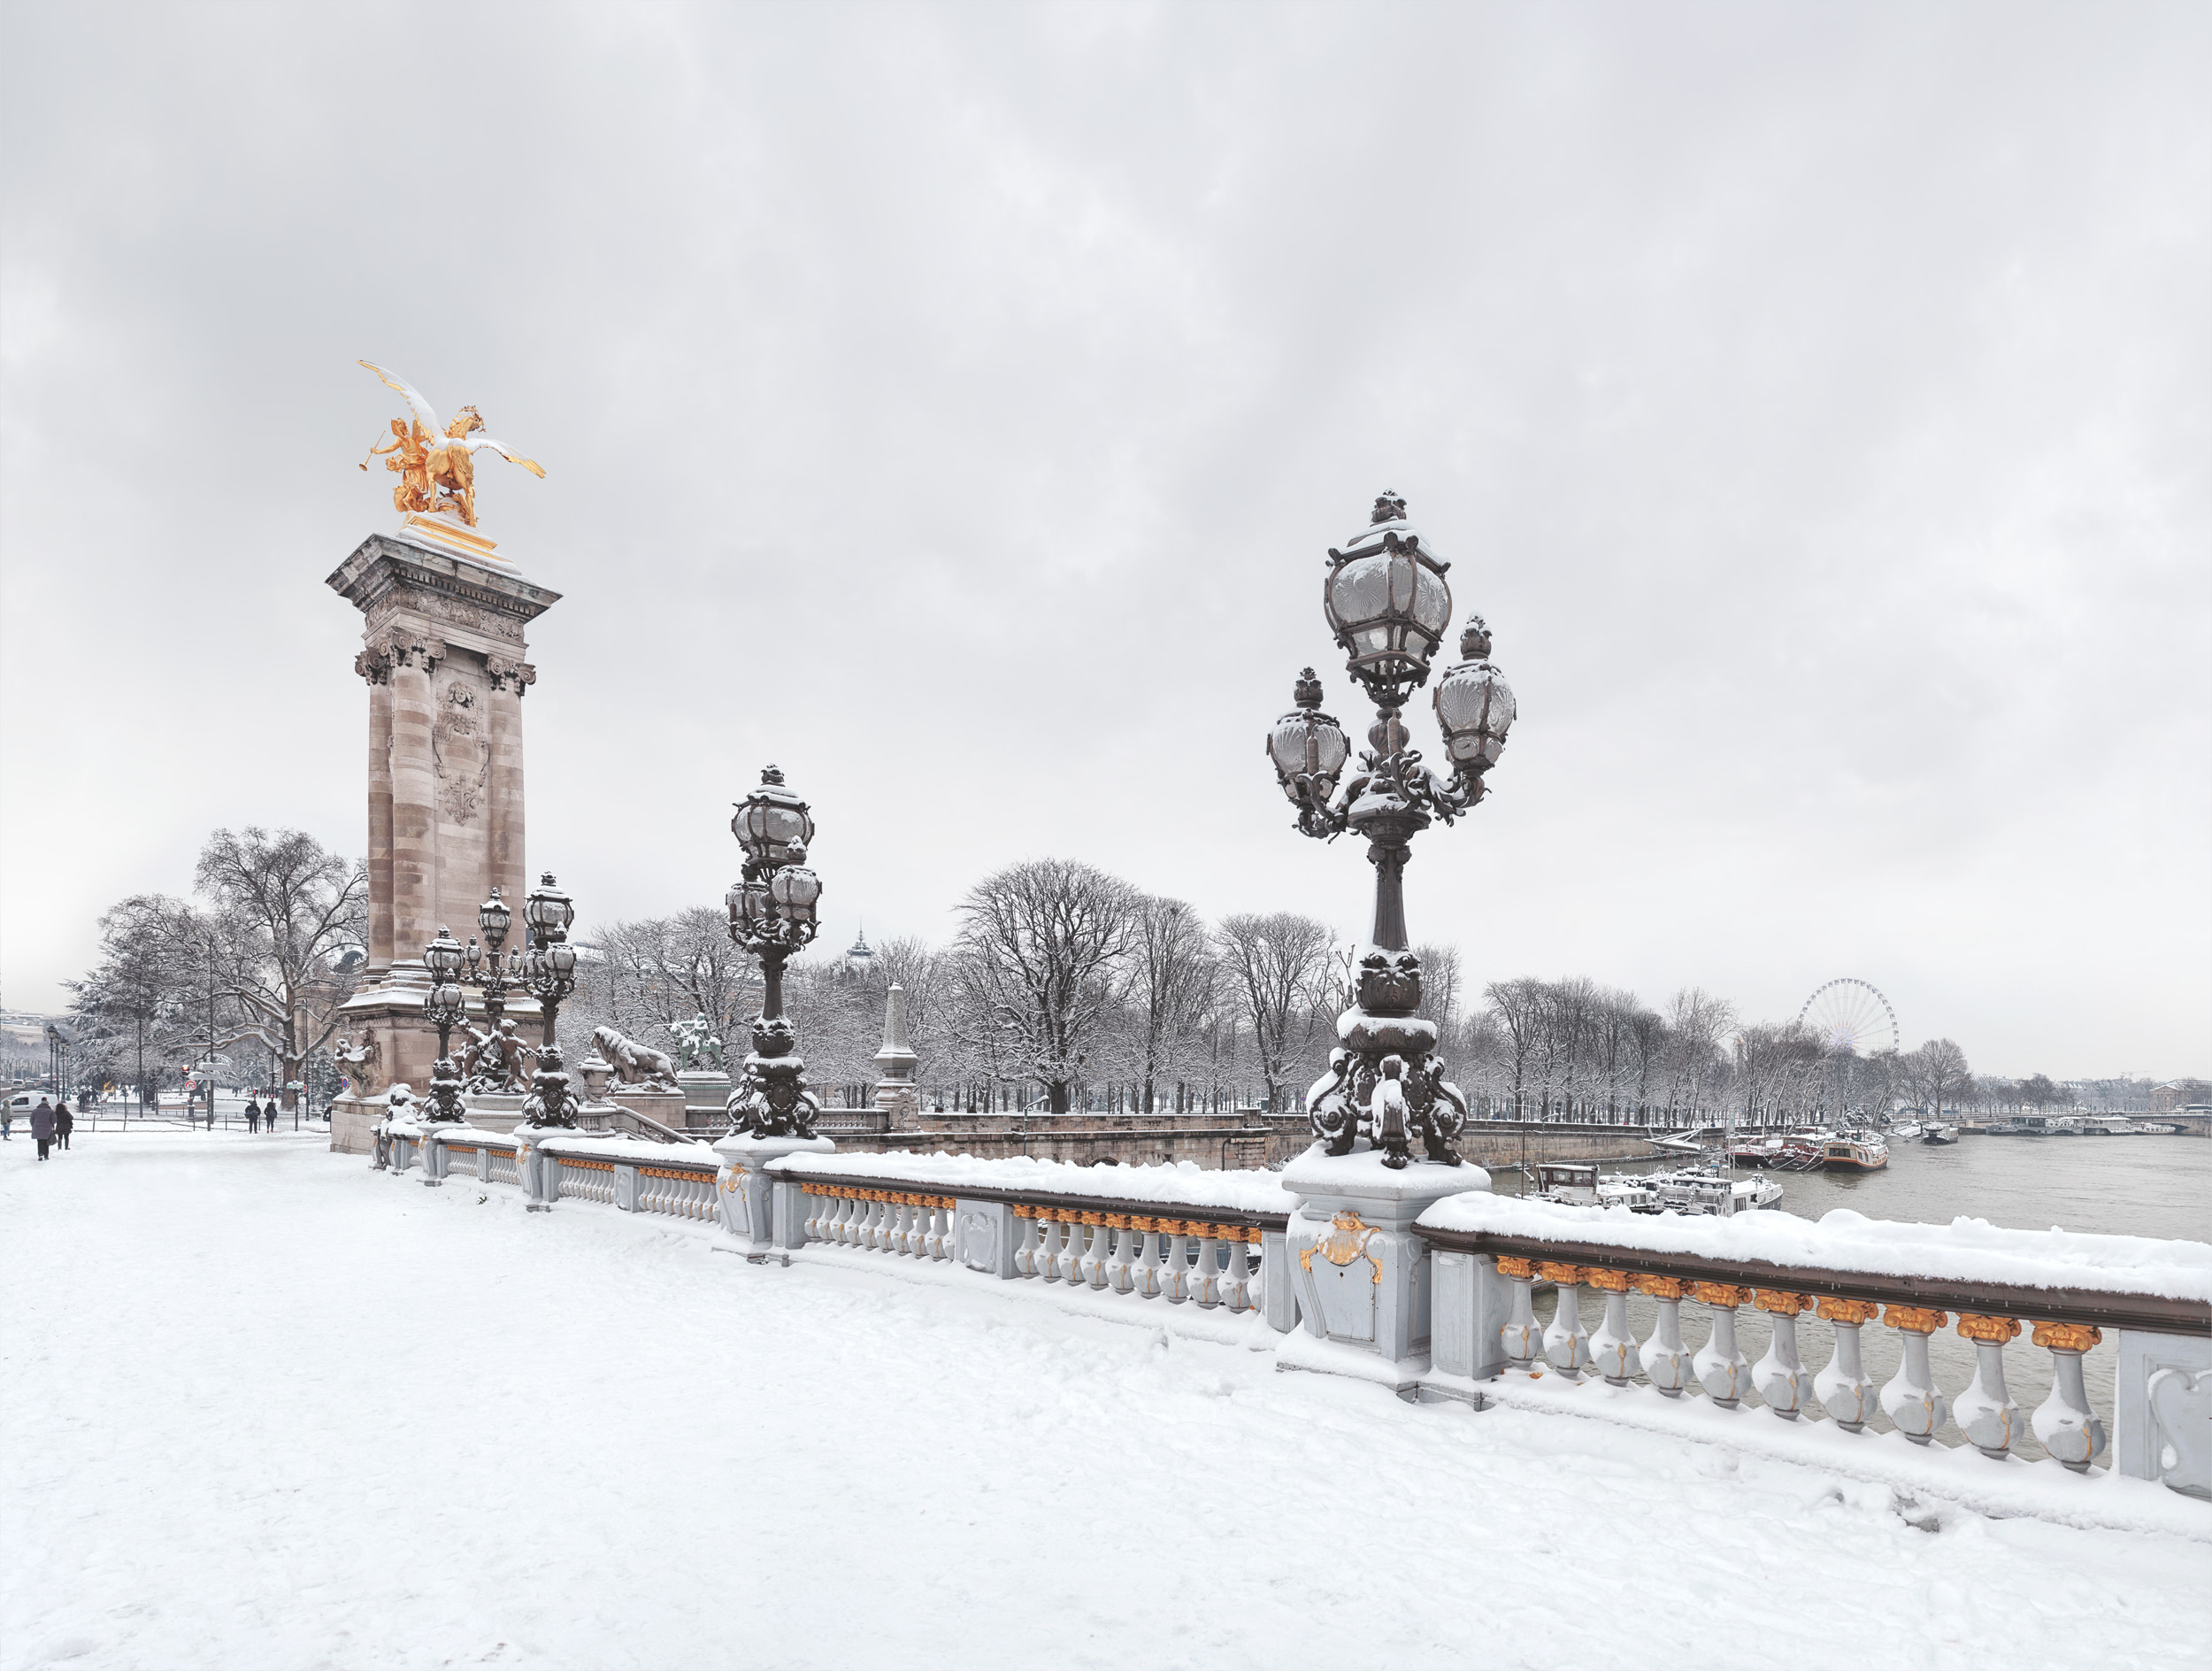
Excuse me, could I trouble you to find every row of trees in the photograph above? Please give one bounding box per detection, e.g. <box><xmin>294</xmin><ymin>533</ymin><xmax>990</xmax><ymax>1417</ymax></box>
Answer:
<box><xmin>565</xmin><ymin>857</ymin><xmax>2001</xmax><ymax>1128</ymax></box>
<box><xmin>71</xmin><ymin>837</ymin><xmax>2151</xmax><ymax>1128</ymax></box>
<box><xmin>66</xmin><ymin>829</ymin><xmax>366</xmax><ymax>1105</ymax></box>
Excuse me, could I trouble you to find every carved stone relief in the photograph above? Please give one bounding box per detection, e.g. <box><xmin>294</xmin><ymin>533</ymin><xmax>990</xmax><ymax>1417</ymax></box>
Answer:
<box><xmin>433</xmin><ymin>678</ymin><xmax>493</xmax><ymax>825</ymax></box>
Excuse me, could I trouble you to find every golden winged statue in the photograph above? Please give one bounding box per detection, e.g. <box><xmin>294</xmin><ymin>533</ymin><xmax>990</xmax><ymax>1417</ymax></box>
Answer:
<box><xmin>357</xmin><ymin>361</ymin><xmax>544</xmax><ymax>529</ymax></box>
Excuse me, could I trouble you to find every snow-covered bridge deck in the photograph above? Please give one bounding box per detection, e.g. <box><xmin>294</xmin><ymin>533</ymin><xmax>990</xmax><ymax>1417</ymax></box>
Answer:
<box><xmin>4</xmin><ymin>1131</ymin><xmax>2206</xmax><ymax>1669</ymax></box>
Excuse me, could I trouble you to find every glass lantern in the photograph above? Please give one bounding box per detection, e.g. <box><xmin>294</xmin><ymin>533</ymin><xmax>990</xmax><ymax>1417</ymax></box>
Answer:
<box><xmin>769</xmin><ymin>865</ymin><xmax>821</xmax><ymax>928</ymax></box>
<box><xmin>431</xmin><ymin>982</ymin><xmax>464</xmax><ymax>1014</ymax></box>
<box><xmin>1266</xmin><ymin>667</ymin><xmax>1351</xmax><ymax>804</ymax></box>
<box><xmin>425</xmin><ymin>927</ymin><xmax>465</xmax><ymax>982</ymax></box>
<box><xmin>547</xmin><ymin>941</ymin><xmax>578</xmax><ymax>980</ymax></box>
<box><xmin>1322</xmin><ymin>492</ymin><xmax>1454</xmax><ymax>699</ymax></box>
<box><xmin>732</xmin><ymin>765</ymin><xmax>815</xmax><ymax>869</ymax></box>
<box><xmin>1432</xmin><ymin>617</ymin><xmax>1517</xmax><ymax>771</ymax></box>
<box><xmin>477</xmin><ymin>888</ymin><xmax>512</xmax><ymax>951</ymax></box>
<box><xmin>525</xmin><ymin>874</ymin><xmax>573</xmax><ymax>943</ymax></box>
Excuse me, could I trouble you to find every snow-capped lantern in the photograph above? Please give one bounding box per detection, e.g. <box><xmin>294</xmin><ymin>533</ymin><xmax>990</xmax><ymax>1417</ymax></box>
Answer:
<box><xmin>731</xmin><ymin>764</ymin><xmax>814</xmax><ymax>870</ymax></box>
<box><xmin>768</xmin><ymin>865</ymin><xmax>821</xmax><ymax>929</ymax></box>
<box><xmin>424</xmin><ymin>925</ymin><xmax>465</xmax><ymax>982</ymax></box>
<box><xmin>523</xmin><ymin>872</ymin><xmax>573</xmax><ymax>944</ymax></box>
<box><xmin>1432</xmin><ymin>615</ymin><xmax>1516</xmax><ymax>774</ymax></box>
<box><xmin>1266</xmin><ymin>666</ymin><xmax>1351</xmax><ymax>811</ymax></box>
<box><xmin>476</xmin><ymin>887</ymin><xmax>513</xmax><ymax>951</ymax></box>
<box><xmin>726</xmin><ymin>877</ymin><xmax>773</xmax><ymax>934</ymax></box>
<box><xmin>1321</xmin><ymin>489</ymin><xmax>1454</xmax><ymax>705</ymax></box>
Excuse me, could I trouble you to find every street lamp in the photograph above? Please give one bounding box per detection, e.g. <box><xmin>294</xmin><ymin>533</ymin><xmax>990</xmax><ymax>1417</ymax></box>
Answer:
<box><xmin>513</xmin><ymin>872</ymin><xmax>582</xmax><ymax>1129</ymax></box>
<box><xmin>420</xmin><ymin>926</ymin><xmax>468</xmax><ymax>1124</ymax></box>
<box><xmin>723</xmin><ymin>765</ymin><xmax>826</xmax><ymax>1138</ymax></box>
<box><xmin>1267</xmin><ymin>491</ymin><xmax>1518</xmax><ymax>1169</ymax></box>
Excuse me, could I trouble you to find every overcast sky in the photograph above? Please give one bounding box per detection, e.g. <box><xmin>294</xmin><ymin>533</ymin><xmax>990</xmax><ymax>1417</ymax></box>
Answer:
<box><xmin>3</xmin><ymin>3</ymin><xmax>2206</xmax><ymax>1078</ymax></box>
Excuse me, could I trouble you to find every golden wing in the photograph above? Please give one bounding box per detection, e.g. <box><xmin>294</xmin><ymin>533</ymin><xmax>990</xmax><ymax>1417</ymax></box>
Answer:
<box><xmin>357</xmin><ymin>360</ymin><xmax>443</xmax><ymax>436</ymax></box>
<box><xmin>461</xmin><ymin>435</ymin><xmax>547</xmax><ymax>478</ymax></box>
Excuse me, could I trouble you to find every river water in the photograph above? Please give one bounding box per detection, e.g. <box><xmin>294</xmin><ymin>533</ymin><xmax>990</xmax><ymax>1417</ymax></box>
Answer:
<box><xmin>1490</xmin><ymin>1132</ymin><xmax>2211</xmax><ymax>1462</ymax></box>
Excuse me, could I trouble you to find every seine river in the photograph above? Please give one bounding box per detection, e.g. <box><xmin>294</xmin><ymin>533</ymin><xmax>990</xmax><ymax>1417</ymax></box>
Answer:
<box><xmin>1493</xmin><ymin>1132</ymin><xmax>2210</xmax><ymax>1461</ymax></box>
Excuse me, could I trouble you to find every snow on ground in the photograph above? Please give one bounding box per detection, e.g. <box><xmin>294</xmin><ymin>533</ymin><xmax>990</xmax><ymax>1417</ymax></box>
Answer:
<box><xmin>4</xmin><ymin>1132</ymin><xmax>2207</xmax><ymax>1671</ymax></box>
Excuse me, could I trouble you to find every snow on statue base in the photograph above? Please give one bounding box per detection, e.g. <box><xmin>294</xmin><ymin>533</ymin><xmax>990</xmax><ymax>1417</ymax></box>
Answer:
<box><xmin>714</xmin><ymin>1133</ymin><xmax>836</xmax><ymax>1264</ymax></box>
<box><xmin>1280</xmin><ymin>1144</ymin><xmax>1488</xmax><ymax>1389</ymax></box>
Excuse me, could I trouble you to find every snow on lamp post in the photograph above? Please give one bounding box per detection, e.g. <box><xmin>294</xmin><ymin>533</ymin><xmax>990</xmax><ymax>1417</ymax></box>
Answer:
<box><xmin>1267</xmin><ymin>490</ymin><xmax>1517</xmax><ymax>1169</ymax></box>
<box><xmin>464</xmin><ymin>887</ymin><xmax>521</xmax><ymax>1031</ymax></box>
<box><xmin>514</xmin><ymin>874</ymin><xmax>582</xmax><ymax>1129</ymax></box>
<box><xmin>722</xmin><ymin>765</ymin><xmax>826</xmax><ymax>1140</ymax></box>
<box><xmin>420</xmin><ymin>926</ymin><xmax>469</xmax><ymax>1124</ymax></box>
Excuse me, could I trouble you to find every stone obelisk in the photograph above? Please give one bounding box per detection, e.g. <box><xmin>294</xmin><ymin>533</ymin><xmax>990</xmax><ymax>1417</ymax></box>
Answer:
<box><xmin>323</xmin><ymin>511</ymin><xmax>560</xmax><ymax>1152</ymax></box>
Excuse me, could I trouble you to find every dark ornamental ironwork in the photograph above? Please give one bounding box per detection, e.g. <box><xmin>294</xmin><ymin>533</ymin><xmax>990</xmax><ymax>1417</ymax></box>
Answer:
<box><xmin>723</xmin><ymin>766</ymin><xmax>826</xmax><ymax>1140</ymax></box>
<box><xmin>1266</xmin><ymin>492</ymin><xmax>1517</xmax><ymax>1168</ymax></box>
<box><xmin>460</xmin><ymin>886</ymin><xmax>529</xmax><ymax>1092</ymax></box>
<box><xmin>419</xmin><ymin>926</ymin><xmax>470</xmax><ymax>1123</ymax></box>
<box><xmin>519</xmin><ymin>1040</ymin><xmax>583</xmax><ymax>1129</ymax></box>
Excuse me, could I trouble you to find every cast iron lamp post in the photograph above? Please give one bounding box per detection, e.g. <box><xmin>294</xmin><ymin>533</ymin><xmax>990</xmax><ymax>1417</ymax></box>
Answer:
<box><xmin>723</xmin><ymin>765</ymin><xmax>826</xmax><ymax>1138</ymax></box>
<box><xmin>464</xmin><ymin>887</ymin><xmax>520</xmax><ymax>1031</ymax></box>
<box><xmin>1265</xmin><ymin>490</ymin><xmax>1517</xmax><ymax>1168</ymax></box>
<box><xmin>515</xmin><ymin>873</ymin><xmax>582</xmax><ymax>1128</ymax></box>
<box><xmin>420</xmin><ymin>926</ymin><xmax>469</xmax><ymax>1124</ymax></box>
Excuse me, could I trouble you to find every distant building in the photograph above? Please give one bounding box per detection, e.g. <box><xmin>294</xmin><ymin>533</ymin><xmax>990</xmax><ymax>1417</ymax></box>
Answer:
<box><xmin>842</xmin><ymin>926</ymin><xmax>876</xmax><ymax>980</ymax></box>
<box><xmin>2148</xmin><ymin>1082</ymin><xmax>2185</xmax><ymax>1113</ymax></box>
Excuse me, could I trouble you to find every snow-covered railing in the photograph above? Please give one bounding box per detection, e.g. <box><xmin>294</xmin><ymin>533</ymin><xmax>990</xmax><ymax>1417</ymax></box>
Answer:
<box><xmin>1417</xmin><ymin>1195</ymin><xmax>2212</xmax><ymax>1496</ymax></box>
<box><xmin>404</xmin><ymin>1127</ymin><xmax>719</xmax><ymax>1221</ymax></box>
<box><xmin>758</xmin><ymin>1152</ymin><xmax>1291</xmax><ymax>1323</ymax></box>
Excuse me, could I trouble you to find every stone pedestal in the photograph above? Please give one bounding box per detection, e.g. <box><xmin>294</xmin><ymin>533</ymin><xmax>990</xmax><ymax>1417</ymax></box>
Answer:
<box><xmin>611</xmin><ymin>1086</ymin><xmax>688</xmax><ymax>1135</ymax></box>
<box><xmin>677</xmin><ymin>1069</ymin><xmax>732</xmax><ymax>1134</ymax></box>
<box><xmin>1279</xmin><ymin>1144</ymin><xmax>1488</xmax><ymax>1389</ymax></box>
<box><xmin>325</xmin><ymin>523</ymin><xmax>559</xmax><ymax>1151</ymax></box>
<box><xmin>713</xmin><ymin>1133</ymin><xmax>836</xmax><ymax>1263</ymax></box>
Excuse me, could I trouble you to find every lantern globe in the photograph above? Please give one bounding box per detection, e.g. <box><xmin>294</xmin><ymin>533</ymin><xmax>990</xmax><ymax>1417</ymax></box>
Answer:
<box><xmin>1322</xmin><ymin>493</ymin><xmax>1454</xmax><ymax>698</ymax></box>
<box><xmin>477</xmin><ymin>889</ymin><xmax>512</xmax><ymax>949</ymax></box>
<box><xmin>1432</xmin><ymin>623</ymin><xmax>1517</xmax><ymax>770</ymax></box>
<box><xmin>770</xmin><ymin>866</ymin><xmax>822</xmax><ymax>926</ymax></box>
<box><xmin>732</xmin><ymin>765</ymin><xmax>816</xmax><ymax>868</ymax></box>
<box><xmin>525</xmin><ymin>874</ymin><xmax>573</xmax><ymax>940</ymax></box>
<box><xmin>425</xmin><ymin>928</ymin><xmax>465</xmax><ymax>981</ymax></box>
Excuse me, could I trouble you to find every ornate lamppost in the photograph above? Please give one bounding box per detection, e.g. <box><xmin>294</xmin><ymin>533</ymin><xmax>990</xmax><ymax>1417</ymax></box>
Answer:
<box><xmin>722</xmin><ymin>765</ymin><xmax>825</xmax><ymax>1138</ymax></box>
<box><xmin>1266</xmin><ymin>490</ymin><xmax>1517</xmax><ymax>1169</ymax></box>
<box><xmin>465</xmin><ymin>887</ymin><xmax>520</xmax><ymax>1030</ymax></box>
<box><xmin>420</xmin><ymin>926</ymin><xmax>470</xmax><ymax>1124</ymax></box>
<box><xmin>516</xmin><ymin>873</ymin><xmax>581</xmax><ymax>1128</ymax></box>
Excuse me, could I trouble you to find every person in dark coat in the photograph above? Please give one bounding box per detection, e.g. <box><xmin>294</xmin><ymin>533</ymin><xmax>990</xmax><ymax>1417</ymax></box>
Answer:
<box><xmin>30</xmin><ymin>1099</ymin><xmax>55</xmax><ymax>1160</ymax></box>
<box><xmin>55</xmin><ymin>1103</ymin><xmax>73</xmax><ymax>1151</ymax></box>
<box><xmin>245</xmin><ymin>1099</ymin><xmax>260</xmax><ymax>1133</ymax></box>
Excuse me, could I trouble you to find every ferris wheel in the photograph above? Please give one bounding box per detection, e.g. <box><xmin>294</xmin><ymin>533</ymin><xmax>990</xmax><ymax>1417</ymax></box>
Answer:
<box><xmin>1796</xmin><ymin>979</ymin><xmax>1899</xmax><ymax>1057</ymax></box>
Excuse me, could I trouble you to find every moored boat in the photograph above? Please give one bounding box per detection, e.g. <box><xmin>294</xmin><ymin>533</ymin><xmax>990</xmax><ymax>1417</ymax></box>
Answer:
<box><xmin>1820</xmin><ymin>1133</ymin><xmax>1890</xmax><ymax>1172</ymax></box>
<box><xmin>1919</xmin><ymin>1123</ymin><xmax>1958</xmax><ymax>1145</ymax></box>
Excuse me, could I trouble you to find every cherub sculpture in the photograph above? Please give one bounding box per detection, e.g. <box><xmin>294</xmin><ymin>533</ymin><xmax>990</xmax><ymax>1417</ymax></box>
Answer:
<box><xmin>357</xmin><ymin>360</ymin><xmax>544</xmax><ymax>528</ymax></box>
<box><xmin>460</xmin><ymin>1018</ymin><xmax>534</xmax><ymax>1094</ymax></box>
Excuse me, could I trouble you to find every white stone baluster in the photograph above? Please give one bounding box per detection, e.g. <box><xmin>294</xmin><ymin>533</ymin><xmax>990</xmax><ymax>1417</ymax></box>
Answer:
<box><xmin>1013</xmin><ymin>1205</ymin><xmax>1040</xmax><ymax>1276</ymax></box>
<box><xmin>919</xmin><ymin>1197</ymin><xmax>942</xmax><ymax>1259</ymax></box>
<box><xmin>1132</xmin><ymin>1221</ymin><xmax>1164</xmax><ymax>1299</ymax></box>
<box><xmin>1585</xmin><ymin>1267</ymin><xmax>1635</xmax><ymax>1385</ymax></box>
<box><xmin>1878</xmin><ymin>1306</ymin><xmax>1949</xmax><ymax>1444</ymax></box>
<box><xmin>1074</xmin><ymin>1213</ymin><xmax>1110</xmax><ymax>1289</ymax></box>
<box><xmin>1498</xmin><ymin>1258</ymin><xmax>1541</xmax><ymax>1370</ymax></box>
<box><xmin>2030</xmin><ymin>1321</ymin><xmax>2107</xmax><ymax>1471</ymax></box>
<box><xmin>1036</xmin><ymin>1214</ymin><xmax>1066</xmax><ymax>1282</ymax></box>
<box><xmin>1164</xmin><ymin>1227</ymin><xmax>1198</xmax><ymax>1304</ymax></box>
<box><xmin>1752</xmin><ymin>1290</ymin><xmax>1810</xmax><ymax>1419</ymax></box>
<box><xmin>1813</xmin><ymin>1298</ymin><xmax>1879</xmax><ymax>1430</ymax></box>
<box><xmin>1181</xmin><ymin>1225</ymin><xmax>1217</xmax><ymax>1309</ymax></box>
<box><xmin>1221</xmin><ymin>1228</ymin><xmax>1257</xmax><ymax>1313</ymax></box>
<box><xmin>1105</xmin><ymin>1216</ymin><xmax>1136</xmax><ymax>1292</ymax></box>
<box><xmin>836</xmin><ymin>1191</ymin><xmax>861</xmax><ymax>1246</ymax></box>
<box><xmin>1954</xmin><ymin>1313</ymin><xmax>2023</xmax><ymax>1459</ymax></box>
<box><xmin>1539</xmin><ymin>1262</ymin><xmax>1592</xmax><ymax>1378</ymax></box>
<box><xmin>1633</xmin><ymin>1274</ymin><xmax>1689</xmax><ymax>1397</ymax></box>
<box><xmin>895</xmin><ymin>1195</ymin><xmax>920</xmax><ymax>1256</ymax></box>
<box><xmin>1691</xmin><ymin>1283</ymin><xmax>1750</xmax><ymax>1407</ymax></box>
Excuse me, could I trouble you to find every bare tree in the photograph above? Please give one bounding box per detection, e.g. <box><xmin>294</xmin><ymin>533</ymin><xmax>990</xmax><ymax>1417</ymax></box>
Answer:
<box><xmin>1121</xmin><ymin>897</ymin><xmax>1217</xmax><ymax>1114</ymax></box>
<box><xmin>68</xmin><ymin>895</ymin><xmax>195</xmax><ymax>1107</ymax></box>
<box><xmin>1482</xmin><ymin>977</ymin><xmax>1546</xmax><ymax>1118</ymax></box>
<box><xmin>948</xmin><ymin>859</ymin><xmax>1138</xmax><ymax>1113</ymax></box>
<box><xmin>1216</xmin><ymin>912</ymin><xmax>1334</xmax><ymax>1113</ymax></box>
<box><xmin>194</xmin><ymin>828</ymin><xmax>367</xmax><ymax>1097</ymax></box>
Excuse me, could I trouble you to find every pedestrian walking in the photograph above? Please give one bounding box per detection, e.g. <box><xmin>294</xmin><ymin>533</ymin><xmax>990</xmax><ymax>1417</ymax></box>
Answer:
<box><xmin>2</xmin><ymin>1109</ymin><xmax>12</xmax><ymax>1141</ymax></box>
<box><xmin>31</xmin><ymin>1098</ymin><xmax>55</xmax><ymax>1160</ymax></box>
<box><xmin>56</xmin><ymin>1103</ymin><xmax>73</xmax><ymax>1151</ymax></box>
<box><xmin>246</xmin><ymin>1099</ymin><xmax>260</xmax><ymax>1133</ymax></box>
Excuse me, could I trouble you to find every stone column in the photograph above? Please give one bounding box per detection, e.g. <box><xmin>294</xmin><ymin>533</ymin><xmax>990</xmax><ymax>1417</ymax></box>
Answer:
<box><xmin>357</xmin><ymin>648</ymin><xmax>396</xmax><ymax>976</ymax></box>
<box><xmin>484</xmin><ymin>657</ymin><xmax>534</xmax><ymax>913</ymax></box>
<box><xmin>388</xmin><ymin>642</ymin><xmax>441</xmax><ymax>973</ymax></box>
<box><xmin>872</xmin><ymin>982</ymin><xmax>920</xmax><ymax>1125</ymax></box>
